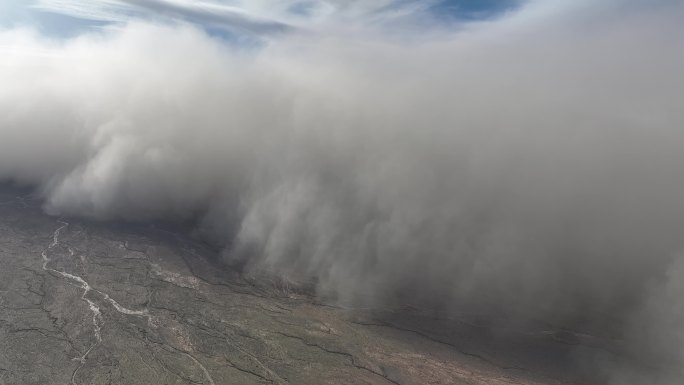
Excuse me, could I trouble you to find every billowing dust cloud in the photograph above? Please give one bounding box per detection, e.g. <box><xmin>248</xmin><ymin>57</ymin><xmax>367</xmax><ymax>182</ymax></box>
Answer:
<box><xmin>1</xmin><ymin>1</ymin><xmax>683</xmax><ymax>382</ymax></box>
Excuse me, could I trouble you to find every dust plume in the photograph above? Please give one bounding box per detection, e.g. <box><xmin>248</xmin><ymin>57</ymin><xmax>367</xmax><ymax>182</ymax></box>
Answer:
<box><xmin>1</xmin><ymin>1</ymin><xmax>683</xmax><ymax>381</ymax></box>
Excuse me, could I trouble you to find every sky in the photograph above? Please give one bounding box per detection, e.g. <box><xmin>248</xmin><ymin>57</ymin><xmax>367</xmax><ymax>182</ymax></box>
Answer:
<box><xmin>1</xmin><ymin>1</ymin><xmax>683</xmax><ymax>383</ymax></box>
<box><xmin>0</xmin><ymin>0</ymin><xmax>521</xmax><ymax>38</ymax></box>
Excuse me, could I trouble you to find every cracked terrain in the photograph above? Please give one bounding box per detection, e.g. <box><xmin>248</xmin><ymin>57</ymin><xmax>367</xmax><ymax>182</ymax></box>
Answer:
<box><xmin>0</xmin><ymin>190</ymin><xmax>641</xmax><ymax>384</ymax></box>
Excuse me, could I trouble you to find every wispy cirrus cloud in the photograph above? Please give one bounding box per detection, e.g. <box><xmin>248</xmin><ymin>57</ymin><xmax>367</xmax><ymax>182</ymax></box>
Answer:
<box><xmin>32</xmin><ymin>0</ymin><xmax>290</xmax><ymax>36</ymax></box>
<box><xmin>7</xmin><ymin>0</ymin><xmax>522</xmax><ymax>39</ymax></box>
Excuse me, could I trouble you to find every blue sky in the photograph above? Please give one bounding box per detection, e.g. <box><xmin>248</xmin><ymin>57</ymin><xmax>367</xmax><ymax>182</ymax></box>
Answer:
<box><xmin>433</xmin><ymin>0</ymin><xmax>521</xmax><ymax>20</ymax></box>
<box><xmin>0</xmin><ymin>0</ymin><xmax>522</xmax><ymax>39</ymax></box>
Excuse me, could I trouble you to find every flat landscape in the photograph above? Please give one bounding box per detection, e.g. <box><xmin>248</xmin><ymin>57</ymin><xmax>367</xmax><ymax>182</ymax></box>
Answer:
<box><xmin>0</xmin><ymin>190</ymin><xmax>650</xmax><ymax>385</ymax></box>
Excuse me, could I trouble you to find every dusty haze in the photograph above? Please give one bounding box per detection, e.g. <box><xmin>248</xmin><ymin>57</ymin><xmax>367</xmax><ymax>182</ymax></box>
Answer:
<box><xmin>1</xmin><ymin>1</ymin><xmax>683</xmax><ymax>382</ymax></box>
